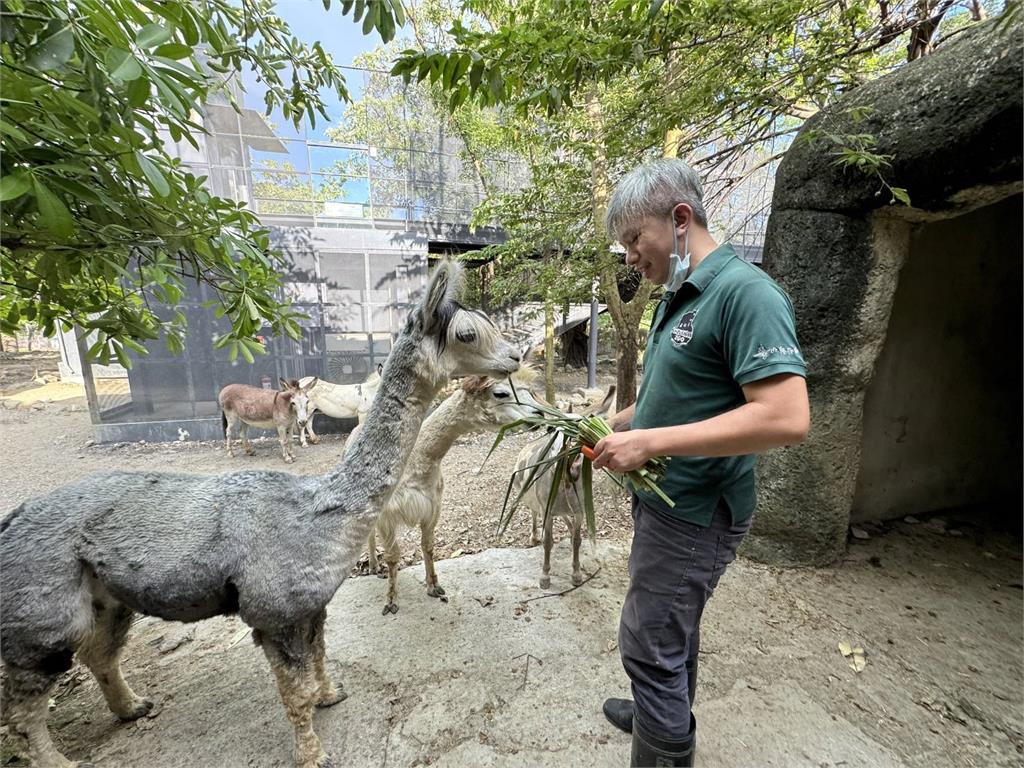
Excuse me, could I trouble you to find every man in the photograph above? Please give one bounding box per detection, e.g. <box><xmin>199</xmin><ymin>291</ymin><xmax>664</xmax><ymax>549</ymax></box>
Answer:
<box><xmin>590</xmin><ymin>159</ymin><xmax>810</xmax><ymax>767</ymax></box>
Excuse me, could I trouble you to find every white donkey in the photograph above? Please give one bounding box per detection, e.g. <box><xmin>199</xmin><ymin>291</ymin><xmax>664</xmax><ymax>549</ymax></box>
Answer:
<box><xmin>351</xmin><ymin>367</ymin><xmax>544</xmax><ymax>614</ymax></box>
<box><xmin>296</xmin><ymin>366</ymin><xmax>381</xmax><ymax>447</ymax></box>
<box><xmin>513</xmin><ymin>386</ymin><xmax>615</xmax><ymax>589</ymax></box>
<box><xmin>219</xmin><ymin>377</ymin><xmax>317</xmax><ymax>464</ymax></box>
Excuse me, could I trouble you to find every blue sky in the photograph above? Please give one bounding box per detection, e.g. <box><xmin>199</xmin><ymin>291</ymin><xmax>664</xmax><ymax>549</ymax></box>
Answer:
<box><xmin>239</xmin><ymin>0</ymin><xmax>396</xmax><ymax>197</ymax></box>
<box><xmin>242</xmin><ymin>0</ymin><xmax>390</xmax><ymax>142</ymax></box>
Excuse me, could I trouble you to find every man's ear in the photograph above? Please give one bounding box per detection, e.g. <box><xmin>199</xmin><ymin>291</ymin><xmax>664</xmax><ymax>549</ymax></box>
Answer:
<box><xmin>671</xmin><ymin>203</ymin><xmax>693</xmax><ymax>235</ymax></box>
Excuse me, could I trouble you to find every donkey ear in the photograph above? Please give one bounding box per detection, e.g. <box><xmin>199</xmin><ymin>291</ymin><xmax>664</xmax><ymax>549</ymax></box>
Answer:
<box><xmin>280</xmin><ymin>378</ymin><xmax>294</xmax><ymax>391</ymax></box>
<box><xmin>302</xmin><ymin>377</ymin><xmax>319</xmax><ymax>392</ymax></box>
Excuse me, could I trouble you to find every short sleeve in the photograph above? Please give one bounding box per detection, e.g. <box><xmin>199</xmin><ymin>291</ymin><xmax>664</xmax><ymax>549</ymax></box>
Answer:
<box><xmin>723</xmin><ymin>277</ymin><xmax>807</xmax><ymax>385</ymax></box>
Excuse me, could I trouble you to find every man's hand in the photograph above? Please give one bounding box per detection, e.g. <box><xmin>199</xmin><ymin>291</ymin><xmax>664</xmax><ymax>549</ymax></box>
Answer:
<box><xmin>591</xmin><ymin>430</ymin><xmax>651</xmax><ymax>473</ymax></box>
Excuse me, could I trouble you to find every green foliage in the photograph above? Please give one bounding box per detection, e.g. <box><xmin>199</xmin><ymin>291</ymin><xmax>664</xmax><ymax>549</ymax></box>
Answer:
<box><xmin>0</xmin><ymin>0</ymin><xmax>401</xmax><ymax>365</ymax></box>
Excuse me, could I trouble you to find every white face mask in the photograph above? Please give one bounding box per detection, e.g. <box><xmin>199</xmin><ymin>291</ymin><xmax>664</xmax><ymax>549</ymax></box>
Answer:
<box><xmin>663</xmin><ymin>220</ymin><xmax>690</xmax><ymax>292</ymax></box>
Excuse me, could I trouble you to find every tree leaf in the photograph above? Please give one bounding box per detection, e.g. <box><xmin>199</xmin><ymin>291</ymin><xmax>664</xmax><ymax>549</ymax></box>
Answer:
<box><xmin>0</xmin><ymin>171</ymin><xmax>31</xmax><ymax>202</ymax></box>
<box><xmin>26</xmin><ymin>24</ymin><xmax>75</xmax><ymax>71</ymax></box>
<box><xmin>890</xmin><ymin>186</ymin><xmax>911</xmax><ymax>206</ymax></box>
<box><xmin>153</xmin><ymin>43</ymin><xmax>193</xmax><ymax>60</ymax></box>
<box><xmin>137</xmin><ymin>23</ymin><xmax>173</xmax><ymax>49</ymax></box>
<box><xmin>104</xmin><ymin>48</ymin><xmax>143</xmax><ymax>81</ymax></box>
<box><xmin>135</xmin><ymin>152</ymin><xmax>171</xmax><ymax>197</ymax></box>
<box><xmin>126</xmin><ymin>75</ymin><xmax>151</xmax><ymax>108</ymax></box>
<box><xmin>32</xmin><ymin>178</ymin><xmax>75</xmax><ymax>238</ymax></box>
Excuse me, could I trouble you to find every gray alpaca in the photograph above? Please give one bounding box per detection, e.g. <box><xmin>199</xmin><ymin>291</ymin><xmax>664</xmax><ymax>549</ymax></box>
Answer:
<box><xmin>0</xmin><ymin>262</ymin><xmax>522</xmax><ymax>768</ymax></box>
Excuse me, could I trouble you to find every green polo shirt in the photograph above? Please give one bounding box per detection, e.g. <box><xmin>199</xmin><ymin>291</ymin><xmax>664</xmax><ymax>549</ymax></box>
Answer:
<box><xmin>632</xmin><ymin>243</ymin><xmax>806</xmax><ymax>526</ymax></box>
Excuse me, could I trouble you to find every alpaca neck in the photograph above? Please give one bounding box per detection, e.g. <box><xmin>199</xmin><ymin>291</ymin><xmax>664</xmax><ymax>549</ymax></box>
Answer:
<box><xmin>407</xmin><ymin>391</ymin><xmax>475</xmax><ymax>468</ymax></box>
<box><xmin>313</xmin><ymin>334</ymin><xmax>446</xmax><ymax>517</ymax></box>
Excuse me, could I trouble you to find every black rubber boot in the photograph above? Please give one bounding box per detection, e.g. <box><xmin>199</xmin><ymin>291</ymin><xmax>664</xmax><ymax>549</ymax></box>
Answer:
<box><xmin>630</xmin><ymin>714</ymin><xmax>696</xmax><ymax>767</ymax></box>
<box><xmin>603</xmin><ymin>698</ymin><xmax>635</xmax><ymax>734</ymax></box>
<box><xmin>605</xmin><ymin>658</ymin><xmax>698</xmax><ymax>737</ymax></box>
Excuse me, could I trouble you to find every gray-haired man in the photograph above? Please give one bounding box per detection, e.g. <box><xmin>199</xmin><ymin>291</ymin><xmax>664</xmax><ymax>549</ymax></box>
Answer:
<box><xmin>590</xmin><ymin>159</ymin><xmax>810</xmax><ymax>766</ymax></box>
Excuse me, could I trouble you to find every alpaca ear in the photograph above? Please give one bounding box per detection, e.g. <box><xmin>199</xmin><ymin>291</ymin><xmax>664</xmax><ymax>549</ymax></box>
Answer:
<box><xmin>418</xmin><ymin>263</ymin><xmax>451</xmax><ymax>333</ymax></box>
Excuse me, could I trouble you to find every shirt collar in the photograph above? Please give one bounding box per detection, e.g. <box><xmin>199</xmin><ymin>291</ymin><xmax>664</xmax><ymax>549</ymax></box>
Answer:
<box><xmin>683</xmin><ymin>243</ymin><xmax>737</xmax><ymax>293</ymax></box>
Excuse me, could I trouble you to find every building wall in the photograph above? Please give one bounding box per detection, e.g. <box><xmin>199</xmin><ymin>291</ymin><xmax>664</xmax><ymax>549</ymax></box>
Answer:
<box><xmin>851</xmin><ymin>195</ymin><xmax>1023</xmax><ymax>523</ymax></box>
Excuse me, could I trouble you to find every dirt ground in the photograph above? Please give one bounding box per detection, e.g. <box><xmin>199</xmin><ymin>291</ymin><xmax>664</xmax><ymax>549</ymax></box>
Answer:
<box><xmin>1</xmin><ymin>351</ymin><xmax>1022</xmax><ymax>767</ymax></box>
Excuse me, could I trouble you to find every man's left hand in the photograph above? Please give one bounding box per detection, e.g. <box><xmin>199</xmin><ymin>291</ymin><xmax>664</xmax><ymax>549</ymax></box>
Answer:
<box><xmin>591</xmin><ymin>431</ymin><xmax>651</xmax><ymax>473</ymax></box>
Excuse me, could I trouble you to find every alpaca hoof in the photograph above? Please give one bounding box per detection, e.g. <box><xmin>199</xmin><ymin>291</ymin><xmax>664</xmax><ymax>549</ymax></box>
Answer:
<box><xmin>530</xmin><ymin>537</ymin><xmax>541</xmax><ymax>547</ymax></box>
<box><xmin>571</xmin><ymin>573</ymin><xmax>584</xmax><ymax>586</ymax></box>
<box><xmin>427</xmin><ymin>585</ymin><xmax>446</xmax><ymax>598</ymax></box>
<box><xmin>309</xmin><ymin>436</ymin><xmax>321</xmax><ymax>445</ymax></box>
<box><xmin>117</xmin><ymin>696</ymin><xmax>154</xmax><ymax>721</ymax></box>
<box><xmin>539</xmin><ymin>576</ymin><xmax>551</xmax><ymax>590</ymax></box>
<box><xmin>316</xmin><ymin>686</ymin><xmax>347</xmax><ymax>708</ymax></box>
<box><xmin>284</xmin><ymin>456</ymin><xmax>294</xmax><ymax>464</ymax></box>
<box><xmin>375</xmin><ymin>570</ymin><xmax>387</xmax><ymax>580</ymax></box>
<box><xmin>382</xmin><ymin>603</ymin><xmax>399</xmax><ymax>615</ymax></box>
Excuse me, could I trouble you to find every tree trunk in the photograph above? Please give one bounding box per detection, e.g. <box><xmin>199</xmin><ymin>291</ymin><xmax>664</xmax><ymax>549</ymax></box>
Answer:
<box><xmin>544</xmin><ymin>298</ymin><xmax>556</xmax><ymax>403</ymax></box>
<box><xmin>589</xmin><ymin>92</ymin><xmax>659</xmax><ymax>410</ymax></box>
<box><xmin>614</xmin><ymin>328</ymin><xmax>639</xmax><ymax>409</ymax></box>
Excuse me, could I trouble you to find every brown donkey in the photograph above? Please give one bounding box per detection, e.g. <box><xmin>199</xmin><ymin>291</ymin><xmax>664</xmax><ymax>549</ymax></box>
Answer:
<box><xmin>219</xmin><ymin>378</ymin><xmax>317</xmax><ymax>463</ymax></box>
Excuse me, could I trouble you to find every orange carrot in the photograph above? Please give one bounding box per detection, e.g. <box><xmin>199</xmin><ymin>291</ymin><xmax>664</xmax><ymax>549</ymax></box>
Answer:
<box><xmin>580</xmin><ymin>445</ymin><xmax>597</xmax><ymax>461</ymax></box>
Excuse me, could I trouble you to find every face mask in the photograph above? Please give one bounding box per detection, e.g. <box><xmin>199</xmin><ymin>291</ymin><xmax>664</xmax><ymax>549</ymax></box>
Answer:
<box><xmin>662</xmin><ymin>220</ymin><xmax>690</xmax><ymax>292</ymax></box>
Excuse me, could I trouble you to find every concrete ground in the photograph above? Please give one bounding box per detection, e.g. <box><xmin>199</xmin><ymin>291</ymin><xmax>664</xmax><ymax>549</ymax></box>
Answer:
<box><xmin>18</xmin><ymin>521</ymin><xmax>1023</xmax><ymax>768</ymax></box>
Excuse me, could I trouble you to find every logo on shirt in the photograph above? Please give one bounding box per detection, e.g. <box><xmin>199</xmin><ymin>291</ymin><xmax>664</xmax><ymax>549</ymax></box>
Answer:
<box><xmin>753</xmin><ymin>345</ymin><xmax>803</xmax><ymax>361</ymax></box>
<box><xmin>671</xmin><ymin>309</ymin><xmax>699</xmax><ymax>348</ymax></box>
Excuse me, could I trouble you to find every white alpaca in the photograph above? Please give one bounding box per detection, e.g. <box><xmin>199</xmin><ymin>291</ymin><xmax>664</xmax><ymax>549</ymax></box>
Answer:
<box><xmin>348</xmin><ymin>368</ymin><xmax>543</xmax><ymax>614</ymax></box>
<box><xmin>297</xmin><ymin>367</ymin><xmax>381</xmax><ymax>446</ymax></box>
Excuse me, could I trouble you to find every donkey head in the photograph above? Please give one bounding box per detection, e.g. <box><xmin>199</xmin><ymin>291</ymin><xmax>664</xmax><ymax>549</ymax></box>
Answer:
<box><xmin>459</xmin><ymin>364</ymin><xmax>545</xmax><ymax>430</ymax></box>
<box><xmin>280</xmin><ymin>378</ymin><xmax>318</xmax><ymax>429</ymax></box>
<box><xmin>409</xmin><ymin>261</ymin><xmax>521</xmax><ymax>383</ymax></box>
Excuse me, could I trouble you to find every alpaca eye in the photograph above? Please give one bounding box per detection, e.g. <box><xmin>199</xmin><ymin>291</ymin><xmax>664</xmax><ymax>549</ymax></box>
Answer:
<box><xmin>455</xmin><ymin>328</ymin><xmax>476</xmax><ymax>343</ymax></box>
<box><xmin>494</xmin><ymin>391</ymin><xmax>510</xmax><ymax>399</ymax></box>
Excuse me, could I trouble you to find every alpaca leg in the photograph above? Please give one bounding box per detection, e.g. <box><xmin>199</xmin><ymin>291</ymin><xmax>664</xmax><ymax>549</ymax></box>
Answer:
<box><xmin>3</xmin><ymin>664</ymin><xmax>79</xmax><ymax>768</ymax></box>
<box><xmin>241</xmin><ymin>423</ymin><xmax>255</xmax><ymax>456</ymax></box>
<box><xmin>311</xmin><ymin>611</ymin><xmax>345</xmax><ymax>708</ymax></box>
<box><xmin>278</xmin><ymin>425</ymin><xmax>293</xmax><ymax>463</ymax></box>
<box><xmin>570</xmin><ymin>517</ymin><xmax>584</xmax><ymax>586</ymax></box>
<box><xmin>77</xmin><ymin>601</ymin><xmax>152</xmax><ymax>720</ymax></box>
<box><xmin>382</xmin><ymin>529</ymin><xmax>401</xmax><ymax>615</ymax></box>
<box><xmin>421</xmin><ymin>516</ymin><xmax>445</xmax><ymax>600</ymax></box>
<box><xmin>260</xmin><ymin>629</ymin><xmax>330</xmax><ymax>768</ymax></box>
<box><xmin>540</xmin><ymin>515</ymin><xmax>554</xmax><ymax>590</ymax></box>
<box><xmin>367</xmin><ymin>528</ymin><xmax>383</xmax><ymax>576</ymax></box>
